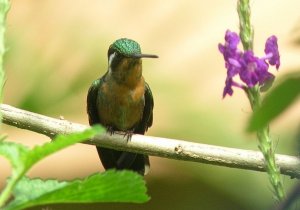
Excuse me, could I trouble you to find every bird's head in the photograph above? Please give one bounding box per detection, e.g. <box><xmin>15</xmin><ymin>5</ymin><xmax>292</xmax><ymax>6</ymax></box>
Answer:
<box><xmin>107</xmin><ymin>38</ymin><xmax>158</xmax><ymax>82</ymax></box>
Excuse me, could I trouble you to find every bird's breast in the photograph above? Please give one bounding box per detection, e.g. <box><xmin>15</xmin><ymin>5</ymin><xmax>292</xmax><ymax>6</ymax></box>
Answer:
<box><xmin>97</xmin><ymin>79</ymin><xmax>145</xmax><ymax>131</ymax></box>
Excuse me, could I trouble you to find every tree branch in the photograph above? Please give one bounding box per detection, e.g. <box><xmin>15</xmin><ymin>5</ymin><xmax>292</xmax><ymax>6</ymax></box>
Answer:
<box><xmin>1</xmin><ymin>104</ymin><xmax>299</xmax><ymax>178</ymax></box>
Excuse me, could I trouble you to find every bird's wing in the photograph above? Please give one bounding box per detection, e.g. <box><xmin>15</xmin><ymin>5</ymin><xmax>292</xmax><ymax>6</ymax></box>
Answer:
<box><xmin>135</xmin><ymin>82</ymin><xmax>154</xmax><ymax>134</ymax></box>
<box><xmin>87</xmin><ymin>77</ymin><xmax>123</xmax><ymax>170</ymax></box>
<box><xmin>87</xmin><ymin>78</ymin><xmax>102</xmax><ymax>125</ymax></box>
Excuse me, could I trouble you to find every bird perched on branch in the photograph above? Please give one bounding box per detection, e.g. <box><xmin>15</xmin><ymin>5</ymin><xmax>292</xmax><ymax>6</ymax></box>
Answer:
<box><xmin>87</xmin><ymin>38</ymin><xmax>157</xmax><ymax>175</ymax></box>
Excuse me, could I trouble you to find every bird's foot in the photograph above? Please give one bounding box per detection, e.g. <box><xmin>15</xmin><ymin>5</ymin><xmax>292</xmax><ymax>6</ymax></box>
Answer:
<box><xmin>123</xmin><ymin>130</ymin><xmax>134</xmax><ymax>142</ymax></box>
<box><xmin>106</xmin><ymin>126</ymin><xmax>133</xmax><ymax>142</ymax></box>
<box><xmin>106</xmin><ymin>126</ymin><xmax>115</xmax><ymax>136</ymax></box>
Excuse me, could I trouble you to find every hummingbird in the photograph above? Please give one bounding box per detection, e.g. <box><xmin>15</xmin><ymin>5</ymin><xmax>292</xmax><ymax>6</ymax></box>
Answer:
<box><xmin>87</xmin><ymin>38</ymin><xmax>158</xmax><ymax>175</ymax></box>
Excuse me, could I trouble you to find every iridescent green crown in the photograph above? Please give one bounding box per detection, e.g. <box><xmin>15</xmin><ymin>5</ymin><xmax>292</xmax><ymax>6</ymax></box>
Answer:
<box><xmin>110</xmin><ymin>38</ymin><xmax>141</xmax><ymax>56</ymax></box>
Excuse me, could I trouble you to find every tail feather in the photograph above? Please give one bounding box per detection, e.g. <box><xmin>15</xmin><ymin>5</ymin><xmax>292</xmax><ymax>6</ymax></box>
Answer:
<box><xmin>96</xmin><ymin>146</ymin><xmax>150</xmax><ymax>175</ymax></box>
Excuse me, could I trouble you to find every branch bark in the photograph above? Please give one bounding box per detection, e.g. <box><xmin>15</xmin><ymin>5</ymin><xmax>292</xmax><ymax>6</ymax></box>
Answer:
<box><xmin>1</xmin><ymin>104</ymin><xmax>299</xmax><ymax>178</ymax></box>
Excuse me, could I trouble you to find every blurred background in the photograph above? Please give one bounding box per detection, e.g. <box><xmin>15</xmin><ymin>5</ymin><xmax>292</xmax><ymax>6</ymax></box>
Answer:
<box><xmin>1</xmin><ymin>0</ymin><xmax>300</xmax><ymax>209</ymax></box>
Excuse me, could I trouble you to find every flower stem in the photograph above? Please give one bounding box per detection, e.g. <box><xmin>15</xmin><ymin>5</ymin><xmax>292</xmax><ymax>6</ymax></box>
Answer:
<box><xmin>247</xmin><ymin>87</ymin><xmax>285</xmax><ymax>201</ymax></box>
<box><xmin>237</xmin><ymin>0</ymin><xmax>254</xmax><ymax>51</ymax></box>
<box><xmin>257</xmin><ymin>128</ymin><xmax>285</xmax><ymax>200</ymax></box>
<box><xmin>238</xmin><ymin>0</ymin><xmax>285</xmax><ymax>201</ymax></box>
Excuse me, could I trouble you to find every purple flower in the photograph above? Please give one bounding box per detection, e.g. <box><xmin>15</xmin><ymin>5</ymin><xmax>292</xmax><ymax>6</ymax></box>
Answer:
<box><xmin>264</xmin><ymin>35</ymin><xmax>280</xmax><ymax>69</ymax></box>
<box><xmin>223</xmin><ymin>78</ymin><xmax>234</xmax><ymax>97</ymax></box>
<box><xmin>223</xmin><ymin>77</ymin><xmax>244</xmax><ymax>98</ymax></box>
<box><xmin>218</xmin><ymin>30</ymin><xmax>241</xmax><ymax>64</ymax></box>
<box><xmin>218</xmin><ymin>30</ymin><xmax>280</xmax><ymax>98</ymax></box>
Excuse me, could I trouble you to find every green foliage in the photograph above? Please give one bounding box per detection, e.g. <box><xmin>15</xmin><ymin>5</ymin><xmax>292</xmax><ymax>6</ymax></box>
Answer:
<box><xmin>248</xmin><ymin>73</ymin><xmax>300</xmax><ymax>131</ymax></box>
<box><xmin>0</xmin><ymin>0</ymin><xmax>10</xmax><ymax>118</ymax></box>
<box><xmin>0</xmin><ymin>126</ymin><xmax>100</xmax><ymax>207</ymax></box>
<box><xmin>0</xmin><ymin>140</ymin><xmax>29</xmax><ymax>171</ymax></box>
<box><xmin>5</xmin><ymin>171</ymin><xmax>148</xmax><ymax>210</ymax></box>
<box><xmin>0</xmin><ymin>126</ymin><xmax>103</xmax><ymax>174</ymax></box>
<box><xmin>0</xmin><ymin>126</ymin><xmax>149</xmax><ymax>210</ymax></box>
<box><xmin>247</xmin><ymin>72</ymin><xmax>300</xmax><ymax>206</ymax></box>
<box><xmin>17</xmin><ymin>56</ymin><xmax>103</xmax><ymax>114</ymax></box>
<box><xmin>6</xmin><ymin>177</ymin><xmax>68</xmax><ymax>210</ymax></box>
<box><xmin>0</xmin><ymin>0</ymin><xmax>10</xmax><ymax>67</ymax></box>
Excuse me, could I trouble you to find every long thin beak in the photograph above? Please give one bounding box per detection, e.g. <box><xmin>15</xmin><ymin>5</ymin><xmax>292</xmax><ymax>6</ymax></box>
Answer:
<box><xmin>132</xmin><ymin>53</ymin><xmax>159</xmax><ymax>58</ymax></box>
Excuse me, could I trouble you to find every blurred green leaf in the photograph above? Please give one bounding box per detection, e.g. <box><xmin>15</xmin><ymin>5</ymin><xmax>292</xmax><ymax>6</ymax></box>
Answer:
<box><xmin>16</xmin><ymin>46</ymin><xmax>104</xmax><ymax>114</ymax></box>
<box><xmin>248</xmin><ymin>73</ymin><xmax>300</xmax><ymax>131</ymax></box>
<box><xmin>5</xmin><ymin>171</ymin><xmax>149</xmax><ymax>210</ymax></box>
<box><xmin>0</xmin><ymin>141</ymin><xmax>29</xmax><ymax>172</ymax></box>
<box><xmin>0</xmin><ymin>126</ymin><xmax>103</xmax><ymax>172</ymax></box>
<box><xmin>0</xmin><ymin>126</ymin><xmax>103</xmax><ymax>209</ymax></box>
<box><xmin>27</xmin><ymin>125</ymin><xmax>104</xmax><ymax>167</ymax></box>
<box><xmin>5</xmin><ymin>177</ymin><xmax>68</xmax><ymax>210</ymax></box>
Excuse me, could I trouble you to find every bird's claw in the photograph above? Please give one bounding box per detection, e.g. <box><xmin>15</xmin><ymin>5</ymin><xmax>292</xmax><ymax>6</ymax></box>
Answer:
<box><xmin>106</xmin><ymin>126</ymin><xmax>115</xmax><ymax>136</ymax></box>
<box><xmin>123</xmin><ymin>130</ymin><xmax>134</xmax><ymax>142</ymax></box>
<box><xmin>106</xmin><ymin>126</ymin><xmax>134</xmax><ymax>142</ymax></box>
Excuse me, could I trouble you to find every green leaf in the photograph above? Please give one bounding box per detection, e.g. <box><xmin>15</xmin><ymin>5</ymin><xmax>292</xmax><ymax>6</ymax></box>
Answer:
<box><xmin>0</xmin><ymin>141</ymin><xmax>29</xmax><ymax>173</ymax></box>
<box><xmin>248</xmin><ymin>73</ymin><xmax>300</xmax><ymax>131</ymax></box>
<box><xmin>0</xmin><ymin>126</ymin><xmax>103</xmax><ymax>172</ymax></box>
<box><xmin>5</xmin><ymin>170</ymin><xmax>149</xmax><ymax>210</ymax></box>
<box><xmin>26</xmin><ymin>125</ymin><xmax>104</xmax><ymax>168</ymax></box>
<box><xmin>8</xmin><ymin>177</ymin><xmax>68</xmax><ymax>207</ymax></box>
<box><xmin>0</xmin><ymin>126</ymin><xmax>104</xmax><ymax>208</ymax></box>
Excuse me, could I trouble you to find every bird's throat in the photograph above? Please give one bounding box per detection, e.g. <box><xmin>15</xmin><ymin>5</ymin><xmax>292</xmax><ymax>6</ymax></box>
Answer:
<box><xmin>108</xmin><ymin>59</ymin><xmax>143</xmax><ymax>89</ymax></box>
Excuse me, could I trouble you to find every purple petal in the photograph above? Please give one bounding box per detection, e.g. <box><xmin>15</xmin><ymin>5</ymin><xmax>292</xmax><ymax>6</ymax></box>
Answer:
<box><xmin>219</xmin><ymin>30</ymin><xmax>281</xmax><ymax>97</ymax></box>
<box><xmin>223</xmin><ymin>78</ymin><xmax>234</xmax><ymax>98</ymax></box>
<box><xmin>256</xmin><ymin>59</ymin><xmax>269</xmax><ymax>83</ymax></box>
<box><xmin>218</xmin><ymin>30</ymin><xmax>241</xmax><ymax>63</ymax></box>
<box><xmin>258</xmin><ymin>71</ymin><xmax>274</xmax><ymax>86</ymax></box>
<box><xmin>259</xmin><ymin>72</ymin><xmax>275</xmax><ymax>92</ymax></box>
<box><xmin>226</xmin><ymin>58</ymin><xmax>241</xmax><ymax>77</ymax></box>
<box><xmin>239</xmin><ymin>51</ymin><xmax>256</xmax><ymax>87</ymax></box>
<box><xmin>238</xmin><ymin>51</ymin><xmax>263</xmax><ymax>87</ymax></box>
<box><xmin>224</xmin><ymin>30</ymin><xmax>240</xmax><ymax>50</ymax></box>
<box><xmin>264</xmin><ymin>35</ymin><xmax>280</xmax><ymax>69</ymax></box>
<box><xmin>239</xmin><ymin>68</ymin><xmax>259</xmax><ymax>87</ymax></box>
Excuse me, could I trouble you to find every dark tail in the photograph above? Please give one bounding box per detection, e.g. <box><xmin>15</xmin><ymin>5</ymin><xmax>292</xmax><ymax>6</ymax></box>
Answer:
<box><xmin>96</xmin><ymin>146</ymin><xmax>150</xmax><ymax>175</ymax></box>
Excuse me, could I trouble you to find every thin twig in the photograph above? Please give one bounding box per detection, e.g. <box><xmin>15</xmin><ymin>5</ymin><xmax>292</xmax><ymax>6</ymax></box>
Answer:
<box><xmin>1</xmin><ymin>104</ymin><xmax>299</xmax><ymax>178</ymax></box>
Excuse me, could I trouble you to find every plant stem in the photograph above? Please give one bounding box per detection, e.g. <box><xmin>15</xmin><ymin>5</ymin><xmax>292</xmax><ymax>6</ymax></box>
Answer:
<box><xmin>257</xmin><ymin>128</ymin><xmax>285</xmax><ymax>200</ymax></box>
<box><xmin>238</xmin><ymin>0</ymin><xmax>285</xmax><ymax>201</ymax></box>
<box><xmin>237</xmin><ymin>0</ymin><xmax>254</xmax><ymax>51</ymax></box>
<box><xmin>0</xmin><ymin>0</ymin><xmax>11</xmax><ymax>207</ymax></box>
<box><xmin>249</xmin><ymin>88</ymin><xmax>285</xmax><ymax>201</ymax></box>
<box><xmin>0</xmin><ymin>172</ymin><xmax>23</xmax><ymax>208</ymax></box>
<box><xmin>0</xmin><ymin>0</ymin><xmax>10</xmax><ymax>121</ymax></box>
